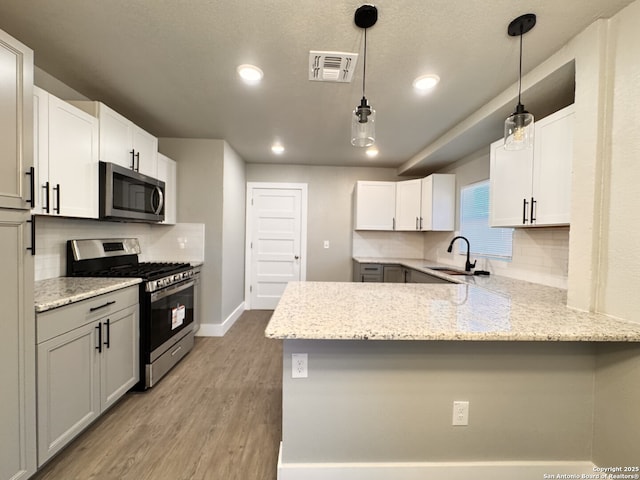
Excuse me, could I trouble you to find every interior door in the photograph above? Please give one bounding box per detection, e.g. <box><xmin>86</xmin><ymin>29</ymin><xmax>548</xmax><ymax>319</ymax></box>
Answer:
<box><xmin>247</xmin><ymin>184</ymin><xmax>307</xmax><ymax>309</ymax></box>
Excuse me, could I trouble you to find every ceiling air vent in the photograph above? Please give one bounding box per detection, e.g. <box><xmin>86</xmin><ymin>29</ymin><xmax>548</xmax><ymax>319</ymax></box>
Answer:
<box><xmin>309</xmin><ymin>51</ymin><xmax>359</xmax><ymax>83</ymax></box>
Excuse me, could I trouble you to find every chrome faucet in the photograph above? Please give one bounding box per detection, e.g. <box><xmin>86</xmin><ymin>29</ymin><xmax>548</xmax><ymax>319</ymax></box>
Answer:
<box><xmin>447</xmin><ymin>236</ymin><xmax>477</xmax><ymax>272</ymax></box>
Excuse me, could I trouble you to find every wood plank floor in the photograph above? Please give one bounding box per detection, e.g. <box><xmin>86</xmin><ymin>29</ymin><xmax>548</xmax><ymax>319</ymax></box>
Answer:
<box><xmin>32</xmin><ymin>310</ymin><xmax>282</xmax><ymax>480</ymax></box>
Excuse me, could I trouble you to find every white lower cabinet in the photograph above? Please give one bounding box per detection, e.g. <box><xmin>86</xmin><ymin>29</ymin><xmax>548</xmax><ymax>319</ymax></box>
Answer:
<box><xmin>36</xmin><ymin>287</ymin><xmax>139</xmax><ymax>466</ymax></box>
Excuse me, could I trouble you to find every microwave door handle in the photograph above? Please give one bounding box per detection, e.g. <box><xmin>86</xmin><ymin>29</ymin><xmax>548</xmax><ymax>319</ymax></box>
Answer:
<box><xmin>152</xmin><ymin>186</ymin><xmax>164</xmax><ymax>215</ymax></box>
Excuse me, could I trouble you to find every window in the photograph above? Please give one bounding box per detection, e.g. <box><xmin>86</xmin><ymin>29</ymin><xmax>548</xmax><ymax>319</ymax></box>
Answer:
<box><xmin>458</xmin><ymin>180</ymin><xmax>513</xmax><ymax>259</ymax></box>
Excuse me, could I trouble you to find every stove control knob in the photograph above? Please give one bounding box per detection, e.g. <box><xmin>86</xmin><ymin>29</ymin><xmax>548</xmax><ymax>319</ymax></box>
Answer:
<box><xmin>156</xmin><ymin>280</ymin><xmax>162</xmax><ymax>290</ymax></box>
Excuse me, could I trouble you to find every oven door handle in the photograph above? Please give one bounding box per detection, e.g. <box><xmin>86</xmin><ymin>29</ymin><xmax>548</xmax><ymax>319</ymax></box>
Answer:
<box><xmin>150</xmin><ymin>279</ymin><xmax>194</xmax><ymax>302</ymax></box>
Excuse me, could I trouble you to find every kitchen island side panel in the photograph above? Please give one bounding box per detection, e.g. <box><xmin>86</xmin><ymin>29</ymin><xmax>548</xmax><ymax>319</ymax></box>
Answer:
<box><xmin>281</xmin><ymin>339</ymin><xmax>595</xmax><ymax>464</ymax></box>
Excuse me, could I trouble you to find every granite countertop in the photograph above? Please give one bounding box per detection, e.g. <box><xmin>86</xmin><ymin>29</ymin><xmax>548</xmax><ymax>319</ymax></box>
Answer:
<box><xmin>35</xmin><ymin>277</ymin><xmax>142</xmax><ymax>313</ymax></box>
<box><xmin>265</xmin><ymin>260</ymin><xmax>640</xmax><ymax>342</ymax></box>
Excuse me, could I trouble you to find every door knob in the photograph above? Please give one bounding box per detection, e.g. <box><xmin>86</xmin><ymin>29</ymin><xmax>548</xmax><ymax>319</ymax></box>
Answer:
<box><xmin>294</xmin><ymin>255</ymin><xmax>299</xmax><ymax>260</ymax></box>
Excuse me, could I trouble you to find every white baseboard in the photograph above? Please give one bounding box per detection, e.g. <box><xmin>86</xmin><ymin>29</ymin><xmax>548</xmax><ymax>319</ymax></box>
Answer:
<box><xmin>195</xmin><ymin>302</ymin><xmax>245</xmax><ymax>337</ymax></box>
<box><xmin>277</xmin><ymin>444</ymin><xmax>596</xmax><ymax>480</ymax></box>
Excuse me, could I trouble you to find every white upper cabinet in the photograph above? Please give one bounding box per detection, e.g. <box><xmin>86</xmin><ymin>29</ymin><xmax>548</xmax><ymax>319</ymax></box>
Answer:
<box><xmin>395</xmin><ymin>179</ymin><xmax>422</xmax><ymax>231</ymax></box>
<box><xmin>490</xmin><ymin>104</ymin><xmax>574</xmax><ymax>227</ymax></box>
<box><xmin>156</xmin><ymin>152</ymin><xmax>177</xmax><ymax>225</ymax></box>
<box><xmin>395</xmin><ymin>174</ymin><xmax>455</xmax><ymax>231</ymax></box>
<box><xmin>355</xmin><ymin>175</ymin><xmax>455</xmax><ymax>232</ymax></box>
<box><xmin>354</xmin><ymin>181</ymin><xmax>396</xmax><ymax>230</ymax></box>
<box><xmin>71</xmin><ymin>101</ymin><xmax>158</xmax><ymax>178</ymax></box>
<box><xmin>0</xmin><ymin>29</ymin><xmax>33</xmax><ymax>210</ymax></box>
<box><xmin>33</xmin><ymin>87</ymin><xmax>99</xmax><ymax>218</ymax></box>
<box><xmin>420</xmin><ymin>174</ymin><xmax>455</xmax><ymax>231</ymax></box>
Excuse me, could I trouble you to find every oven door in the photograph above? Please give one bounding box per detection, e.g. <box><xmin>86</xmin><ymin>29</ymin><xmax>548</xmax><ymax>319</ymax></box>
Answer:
<box><xmin>148</xmin><ymin>279</ymin><xmax>194</xmax><ymax>360</ymax></box>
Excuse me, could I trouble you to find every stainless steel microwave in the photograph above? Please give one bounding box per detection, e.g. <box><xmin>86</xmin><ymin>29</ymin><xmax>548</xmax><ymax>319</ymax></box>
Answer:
<box><xmin>99</xmin><ymin>161</ymin><xmax>165</xmax><ymax>222</ymax></box>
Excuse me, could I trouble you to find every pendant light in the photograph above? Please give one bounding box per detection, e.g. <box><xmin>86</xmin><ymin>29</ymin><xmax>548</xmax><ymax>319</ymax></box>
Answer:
<box><xmin>351</xmin><ymin>5</ymin><xmax>378</xmax><ymax>148</ymax></box>
<box><xmin>504</xmin><ymin>13</ymin><xmax>536</xmax><ymax>151</ymax></box>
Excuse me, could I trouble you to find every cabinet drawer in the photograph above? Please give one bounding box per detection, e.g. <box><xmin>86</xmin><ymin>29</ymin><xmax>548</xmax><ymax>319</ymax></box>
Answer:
<box><xmin>37</xmin><ymin>286</ymin><xmax>138</xmax><ymax>343</ymax></box>
<box><xmin>360</xmin><ymin>264</ymin><xmax>382</xmax><ymax>274</ymax></box>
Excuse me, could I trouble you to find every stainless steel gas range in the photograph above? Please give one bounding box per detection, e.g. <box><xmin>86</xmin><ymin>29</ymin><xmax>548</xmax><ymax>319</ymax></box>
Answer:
<box><xmin>67</xmin><ymin>238</ymin><xmax>197</xmax><ymax>389</ymax></box>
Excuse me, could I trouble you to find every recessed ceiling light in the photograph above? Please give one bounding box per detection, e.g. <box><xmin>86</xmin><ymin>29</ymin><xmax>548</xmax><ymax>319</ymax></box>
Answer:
<box><xmin>366</xmin><ymin>147</ymin><xmax>378</xmax><ymax>158</ymax></box>
<box><xmin>237</xmin><ymin>64</ymin><xmax>263</xmax><ymax>85</ymax></box>
<box><xmin>413</xmin><ymin>74</ymin><xmax>440</xmax><ymax>92</ymax></box>
<box><xmin>271</xmin><ymin>143</ymin><xmax>285</xmax><ymax>155</ymax></box>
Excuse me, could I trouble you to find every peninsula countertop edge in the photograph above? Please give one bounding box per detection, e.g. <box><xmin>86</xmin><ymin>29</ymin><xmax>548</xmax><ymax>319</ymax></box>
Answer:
<box><xmin>265</xmin><ymin>268</ymin><xmax>640</xmax><ymax>342</ymax></box>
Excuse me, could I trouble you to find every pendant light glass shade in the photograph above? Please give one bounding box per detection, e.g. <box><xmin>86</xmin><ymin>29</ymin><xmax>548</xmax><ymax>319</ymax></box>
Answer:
<box><xmin>351</xmin><ymin>97</ymin><xmax>375</xmax><ymax>147</ymax></box>
<box><xmin>504</xmin><ymin>105</ymin><xmax>534</xmax><ymax>150</ymax></box>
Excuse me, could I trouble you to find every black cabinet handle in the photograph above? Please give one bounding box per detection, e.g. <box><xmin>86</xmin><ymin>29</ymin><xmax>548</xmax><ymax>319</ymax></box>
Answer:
<box><xmin>104</xmin><ymin>319</ymin><xmax>111</xmax><ymax>348</ymax></box>
<box><xmin>43</xmin><ymin>182</ymin><xmax>50</xmax><ymax>213</ymax></box>
<box><xmin>419</xmin><ymin>217</ymin><xmax>423</xmax><ymax>230</ymax></box>
<box><xmin>53</xmin><ymin>184</ymin><xmax>61</xmax><ymax>214</ymax></box>
<box><xmin>25</xmin><ymin>167</ymin><xmax>35</xmax><ymax>208</ymax></box>
<box><xmin>530</xmin><ymin>197</ymin><xmax>537</xmax><ymax>224</ymax></box>
<box><xmin>96</xmin><ymin>324</ymin><xmax>102</xmax><ymax>353</ymax></box>
<box><xmin>522</xmin><ymin>198</ymin><xmax>529</xmax><ymax>224</ymax></box>
<box><xmin>26</xmin><ymin>215</ymin><xmax>36</xmax><ymax>256</ymax></box>
<box><xmin>130</xmin><ymin>150</ymin><xmax>136</xmax><ymax>170</ymax></box>
<box><xmin>135</xmin><ymin>152</ymin><xmax>140</xmax><ymax>172</ymax></box>
<box><xmin>392</xmin><ymin>218</ymin><xmax>396</xmax><ymax>230</ymax></box>
<box><xmin>415</xmin><ymin>217</ymin><xmax>419</xmax><ymax>230</ymax></box>
<box><xmin>89</xmin><ymin>300</ymin><xmax>116</xmax><ymax>312</ymax></box>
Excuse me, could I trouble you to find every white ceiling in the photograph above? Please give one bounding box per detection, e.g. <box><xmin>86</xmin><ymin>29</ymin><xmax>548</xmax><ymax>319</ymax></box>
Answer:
<box><xmin>0</xmin><ymin>1</ymin><xmax>633</xmax><ymax>174</ymax></box>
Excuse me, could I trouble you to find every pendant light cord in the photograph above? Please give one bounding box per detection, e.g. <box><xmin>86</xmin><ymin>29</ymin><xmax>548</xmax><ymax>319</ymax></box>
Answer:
<box><xmin>362</xmin><ymin>27</ymin><xmax>367</xmax><ymax>98</ymax></box>
<box><xmin>517</xmin><ymin>26</ymin><xmax>523</xmax><ymax>105</ymax></box>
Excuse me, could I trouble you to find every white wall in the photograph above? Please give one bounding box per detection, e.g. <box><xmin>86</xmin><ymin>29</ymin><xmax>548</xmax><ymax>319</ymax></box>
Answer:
<box><xmin>221</xmin><ymin>142</ymin><xmax>247</xmax><ymax>321</ymax></box>
<box><xmin>593</xmin><ymin>1</ymin><xmax>640</xmax><ymax>321</ymax></box>
<box><xmin>159</xmin><ymin>138</ymin><xmax>246</xmax><ymax>334</ymax></box>
<box><xmin>246</xmin><ymin>164</ymin><xmax>404</xmax><ymax>281</ymax></box>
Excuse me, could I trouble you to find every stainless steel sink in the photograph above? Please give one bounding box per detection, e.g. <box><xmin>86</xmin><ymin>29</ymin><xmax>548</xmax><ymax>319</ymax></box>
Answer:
<box><xmin>424</xmin><ymin>266</ymin><xmax>472</xmax><ymax>276</ymax></box>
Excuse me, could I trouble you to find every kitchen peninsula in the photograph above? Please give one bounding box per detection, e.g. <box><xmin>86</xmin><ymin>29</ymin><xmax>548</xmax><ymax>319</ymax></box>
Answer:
<box><xmin>266</xmin><ymin>278</ymin><xmax>640</xmax><ymax>480</ymax></box>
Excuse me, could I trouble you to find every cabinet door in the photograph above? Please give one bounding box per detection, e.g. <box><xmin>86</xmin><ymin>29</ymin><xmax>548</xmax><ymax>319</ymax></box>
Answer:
<box><xmin>489</xmin><ymin>139</ymin><xmax>534</xmax><ymax>227</ymax></box>
<box><xmin>48</xmin><ymin>95</ymin><xmax>99</xmax><ymax>218</ymax></box>
<box><xmin>421</xmin><ymin>174</ymin><xmax>455</xmax><ymax>231</ymax></box>
<box><xmin>395</xmin><ymin>179</ymin><xmax>421</xmax><ymax>231</ymax></box>
<box><xmin>101</xmin><ymin>305</ymin><xmax>139</xmax><ymax>411</ymax></box>
<box><xmin>407</xmin><ymin>269</ymin><xmax>451</xmax><ymax>284</ymax></box>
<box><xmin>383</xmin><ymin>265</ymin><xmax>405</xmax><ymax>283</ymax></box>
<box><xmin>354</xmin><ymin>181</ymin><xmax>396</xmax><ymax>230</ymax></box>
<box><xmin>132</xmin><ymin>124</ymin><xmax>158</xmax><ymax>178</ymax></box>
<box><xmin>0</xmin><ymin>210</ymin><xmax>36</xmax><ymax>480</ymax></box>
<box><xmin>0</xmin><ymin>30</ymin><xmax>33</xmax><ymax>210</ymax></box>
<box><xmin>157</xmin><ymin>153</ymin><xmax>177</xmax><ymax>224</ymax></box>
<box><xmin>99</xmin><ymin>103</ymin><xmax>135</xmax><ymax>169</ymax></box>
<box><xmin>33</xmin><ymin>86</ymin><xmax>50</xmax><ymax>214</ymax></box>
<box><xmin>532</xmin><ymin>106</ymin><xmax>574</xmax><ymax>226</ymax></box>
<box><xmin>37</xmin><ymin>322</ymin><xmax>100</xmax><ymax>467</ymax></box>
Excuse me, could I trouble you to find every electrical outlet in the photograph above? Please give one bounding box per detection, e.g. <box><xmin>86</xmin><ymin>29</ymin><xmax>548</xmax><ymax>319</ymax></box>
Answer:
<box><xmin>452</xmin><ymin>401</ymin><xmax>469</xmax><ymax>426</ymax></box>
<box><xmin>323</xmin><ymin>240</ymin><xmax>330</xmax><ymax>249</ymax></box>
<box><xmin>291</xmin><ymin>353</ymin><xmax>308</xmax><ymax>378</ymax></box>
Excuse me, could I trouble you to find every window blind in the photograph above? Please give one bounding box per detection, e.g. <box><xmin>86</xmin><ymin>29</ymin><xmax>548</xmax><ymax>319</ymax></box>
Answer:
<box><xmin>459</xmin><ymin>180</ymin><xmax>513</xmax><ymax>259</ymax></box>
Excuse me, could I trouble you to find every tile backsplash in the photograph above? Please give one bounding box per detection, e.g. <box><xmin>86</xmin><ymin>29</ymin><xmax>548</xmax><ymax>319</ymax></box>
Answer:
<box><xmin>35</xmin><ymin>216</ymin><xmax>205</xmax><ymax>281</ymax></box>
<box><xmin>352</xmin><ymin>230</ymin><xmax>425</xmax><ymax>259</ymax></box>
<box><xmin>423</xmin><ymin>227</ymin><xmax>570</xmax><ymax>289</ymax></box>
